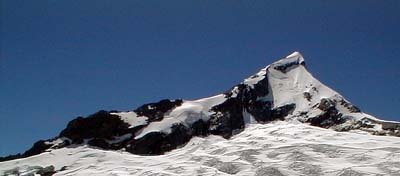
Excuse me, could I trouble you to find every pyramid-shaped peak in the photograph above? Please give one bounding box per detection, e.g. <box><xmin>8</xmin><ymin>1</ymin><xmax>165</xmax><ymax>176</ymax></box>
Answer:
<box><xmin>269</xmin><ymin>51</ymin><xmax>305</xmax><ymax>73</ymax></box>
<box><xmin>286</xmin><ymin>51</ymin><xmax>304</xmax><ymax>59</ymax></box>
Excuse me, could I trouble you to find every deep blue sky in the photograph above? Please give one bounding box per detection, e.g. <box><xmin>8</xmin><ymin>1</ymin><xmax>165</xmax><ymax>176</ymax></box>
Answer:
<box><xmin>1</xmin><ymin>1</ymin><xmax>399</xmax><ymax>156</ymax></box>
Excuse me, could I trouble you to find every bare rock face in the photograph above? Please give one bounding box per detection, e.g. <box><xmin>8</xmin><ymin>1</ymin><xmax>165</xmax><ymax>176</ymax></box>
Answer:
<box><xmin>134</xmin><ymin>99</ymin><xmax>183</xmax><ymax>122</ymax></box>
<box><xmin>209</xmin><ymin>98</ymin><xmax>245</xmax><ymax>139</ymax></box>
<box><xmin>60</xmin><ymin>110</ymin><xmax>130</xmax><ymax>144</ymax></box>
<box><xmin>308</xmin><ymin>107</ymin><xmax>344</xmax><ymax>128</ymax></box>
<box><xmin>126</xmin><ymin>124</ymin><xmax>191</xmax><ymax>155</ymax></box>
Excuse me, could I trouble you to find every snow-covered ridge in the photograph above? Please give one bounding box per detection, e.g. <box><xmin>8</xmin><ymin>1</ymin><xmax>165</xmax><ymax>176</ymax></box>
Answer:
<box><xmin>2</xmin><ymin>121</ymin><xmax>400</xmax><ymax>176</ymax></box>
<box><xmin>1</xmin><ymin>51</ymin><xmax>399</xmax><ymax>175</ymax></box>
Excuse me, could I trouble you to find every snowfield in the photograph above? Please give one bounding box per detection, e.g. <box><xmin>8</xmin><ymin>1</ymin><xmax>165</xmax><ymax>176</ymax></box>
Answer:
<box><xmin>1</xmin><ymin>121</ymin><xmax>400</xmax><ymax>176</ymax></box>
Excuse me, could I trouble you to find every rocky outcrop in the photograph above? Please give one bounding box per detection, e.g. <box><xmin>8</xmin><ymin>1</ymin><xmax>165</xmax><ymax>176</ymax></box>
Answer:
<box><xmin>209</xmin><ymin>98</ymin><xmax>245</xmax><ymax>139</ymax></box>
<box><xmin>308</xmin><ymin>107</ymin><xmax>344</xmax><ymax>128</ymax></box>
<box><xmin>2</xmin><ymin>51</ymin><xmax>398</xmax><ymax>163</ymax></box>
<box><xmin>0</xmin><ymin>140</ymin><xmax>53</xmax><ymax>162</ymax></box>
<box><xmin>126</xmin><ymin>124</ymin><xmax>191</xmax><ymax>155</ymax></box>
<box><xmin>59</xmin><ymin>110</ymin><xmax>131</xmax><ymax>144</ymax></box>
<box><xmin>36</xmin><ymin>165</ymin><xmax>56</xmax><ymax>176</ymax></box>
<box><xmin>134</xmin><ymin>99</ymin><xmax>183</xmax><ymax>122</ymax></box>
<box><xmin>307</xmin><ymin>99</ymin><xmax>345</xmax><ymax>128</ymax></box>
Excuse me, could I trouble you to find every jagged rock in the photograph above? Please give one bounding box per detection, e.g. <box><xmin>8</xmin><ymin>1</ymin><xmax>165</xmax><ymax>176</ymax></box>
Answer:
<box><xmin>317</xmin><ymin>98</ymin><xmax>336</xmax><ymax>111</ymax></box>
<box><xmin>308</xmin><ymin>107</ymin><xmax>344</xmax><ymax>128</ymax></box>
<box><xmin>2</xmin><ymin>51</ymin><xmax>399</xmax><ymax>165</ymax></box>
<box><xmin>247</xmin><ymin>102</ymin><xmax>296</xmax><ymax>122</ymax></box>
<box><xmin>208</xmin><ymin>98</ymin><xmax>245</xmax><ymax>139</ymax></box>
<box><xmin>274</xmin><ymin>60</ymin><xmax>303</xmax><ymax>73</ymax></box>
<box><xmin>127</xmin><ymin>124</ymin><xmax>191</xmax><ymax>155</ymax></box>
<box><xmin>134</xmin><ymin>99</ymin><xmax>183</xmax><ymax>122</ymax></box>
<box><xmin>59</xmin><ymin>110</ymin><xmax>130</xmax><ymax>144</ymax></box>
<box><xmin>339</xmin><ymin>99</ymin><xmax>361</xmax><ymax>113</ymax></box>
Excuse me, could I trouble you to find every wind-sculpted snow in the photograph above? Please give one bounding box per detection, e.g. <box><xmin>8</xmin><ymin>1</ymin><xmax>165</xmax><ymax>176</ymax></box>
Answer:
<box><xmin>1</xmin><ymin>121</ymin><xmax>400</xmax><ymax>175</ymax></box>
<box><xmin>1</xmin><ymin>51</ymin><xmax>400</xmax><ymax>175</ymax></box>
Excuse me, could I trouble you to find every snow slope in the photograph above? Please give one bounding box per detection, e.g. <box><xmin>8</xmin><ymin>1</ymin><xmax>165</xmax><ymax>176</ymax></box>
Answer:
<box><xmin>1</xmin><ymin>51</ymin><xmax>399</xmax><ymax>175</ymax></box>
<box><xmin>1</xmin><ymin>121</ymin><xmax>400</xmax><ymax>176</ymax></box>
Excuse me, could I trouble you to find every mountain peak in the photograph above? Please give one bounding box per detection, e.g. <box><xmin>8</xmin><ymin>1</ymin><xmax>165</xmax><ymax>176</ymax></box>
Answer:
<box><xmin>268</xmin><ymin>51</ymin><xmax>305</xmax><ymax>74</ymax></box>
<box><xmin>1</xmin><ymin>52</ymin><xmax>399</xmax><ymax>168</ymax></box>
<box><xmin>286</xmin><ymin>51</ymin><xmax>304</xmax><ymax>59</ymax></box>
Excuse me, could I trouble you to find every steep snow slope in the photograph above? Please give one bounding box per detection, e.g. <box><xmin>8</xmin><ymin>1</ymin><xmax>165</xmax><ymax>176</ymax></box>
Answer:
<box><xmin>1</xmin><ymin>121</ymin><xmax>400</xmax><ymax>176</ymax></box>
<box><xmin>1</xmin><ymin>52</ymin><xmax>399</xmax><ymax>175</ymax></box>
<box><xmin>130</xmin><ymin>51</ymin><xmax>399</xmax><ymax>139</ymax></box>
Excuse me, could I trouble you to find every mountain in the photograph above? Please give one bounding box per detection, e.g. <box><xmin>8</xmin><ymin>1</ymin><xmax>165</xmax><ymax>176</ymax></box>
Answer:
<box><xmin>1</xmin><ymin>52</ymin><xmax>399</xmax><ymax>176</ymax></box>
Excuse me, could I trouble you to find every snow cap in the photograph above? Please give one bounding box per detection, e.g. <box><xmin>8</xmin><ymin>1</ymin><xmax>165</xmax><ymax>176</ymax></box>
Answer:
<box><xmin>286</xmin><ymin>51</ymin><xmax>305</xmax><ymax>63</ymax></box>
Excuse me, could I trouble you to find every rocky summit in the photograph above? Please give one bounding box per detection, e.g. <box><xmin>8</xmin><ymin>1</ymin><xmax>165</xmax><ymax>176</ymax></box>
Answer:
<box><xmin>1</xmin><ymin>52</ymin><xmax>400</xmax><ymax>176</ymax></box>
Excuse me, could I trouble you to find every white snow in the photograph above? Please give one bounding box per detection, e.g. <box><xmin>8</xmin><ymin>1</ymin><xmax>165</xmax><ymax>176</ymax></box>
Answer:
<box><xmin>135</xmin><ymin>94</ymin><xmax>227</xmax><ymax>139</ymax></box>
<box><xmin>2</xmin><ymin>51</ymin><xmax>399</xmax><ymax>176</ymax></box>
<box><xmin>243</xmin><ymin>67</ymin><xmax>267</xmax><ymax>89</ymax></box>
<box><xmin>110</xmin><ymin>111</ymin><xmax>148</xmax><ymax>128</ymax></box>
<box><xmin>2</xmin><ymin>121</ymin><xmax>400</xmax><ymax>176</ymax></box>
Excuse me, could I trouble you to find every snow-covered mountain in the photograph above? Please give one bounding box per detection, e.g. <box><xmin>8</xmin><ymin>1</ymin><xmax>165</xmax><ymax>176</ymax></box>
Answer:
<box><xmin>1</xmin><ymin>52</ymin><xmax>399</xmax><ymax>176</ymax></box>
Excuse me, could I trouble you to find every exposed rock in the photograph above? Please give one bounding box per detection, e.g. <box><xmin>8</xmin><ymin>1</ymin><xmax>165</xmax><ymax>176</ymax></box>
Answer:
<box><xmin>273</xmin><ymin>58</ymin><xmax>304</xmax><ymax>73</ymax></box>
<box><xmin>2</xmin><ymin>52</ymin><xmax>399</xmax><ymax>164</ymax></box>
<box><xmin>190</xmin><ymin>119</ymin><xmax>209</xmax><ymax>137</ymax></box>
<box><xmin>303</xmin><ymin>92</ymin><xmax>312</xmax><ymax>101</ymax></box>
<box><xmin>339</xmin><ymin>99</ymin><xmax>361</xmax><ymax>113</ymax></box>
<box><xmin>381</xmin><ymin>121</ymin><xmax>400</xmax><ymax>130</ymax></box>
<box><xmin>253</xmin><ymin>75</ymin><xmax>270</xmax><ymax>98</ymax></box>
<box><xmin>88</xmin><ymin>138</ymin><xmax>111</xmax><ymax>150</ymax></box>
<box><xmin>247</xmin><ymin>102</ymin><xmax>295</xmax><ymax>122</ymax></box>
<box><xmin>60</xmin><ymin>110</ymin><xmax>130</xmax><ymax>144</ymax></box>
<box><xmin>317</xmin><ymin>98</ymin><xmax>336</xmax><ymax>111</ymax></box>
<box><xmin>36</xmin><ymin>165</ymin><xmax>56</xmax><ymax>176</ymax></box>
<box><xmin>134</xmin><ymin>99</ymin><xmax>183</xmax><ymax>122</ymax></box>
<box><xmin>308</xmin><ymin>106</ymin><xmax>345</xmax><ymax>128</ymax></box>
<box><xmin>0</xmin><ymin>140</ymin><xmax>52</xmax><ymax>162</ymax></box>
<box><xmin>208</xmin><ymin>98</ymin><xmax>245</xmax><ymax>139</ymax></box>
<box><xmin>127</xmin><ymin>124</ymin><xmax>191</xmax><ymax>155</ymax></box>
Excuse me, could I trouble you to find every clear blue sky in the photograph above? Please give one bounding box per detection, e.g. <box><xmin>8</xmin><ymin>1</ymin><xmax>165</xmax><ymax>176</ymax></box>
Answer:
<box><xmin>1</xmin><ymin>1</ymin><xmax>399</xmax><ymax>156</ymax></box>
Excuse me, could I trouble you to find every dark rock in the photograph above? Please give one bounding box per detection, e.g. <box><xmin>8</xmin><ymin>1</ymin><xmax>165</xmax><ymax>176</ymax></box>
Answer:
<box><xmin>37</xmin><ymin>165</ymin><xmax>56</xmax><ymax>176</ymax></box>
<box><xmin>317</xmin><ymin>98</ymin><xmax>336</xmax><ymax>111</ymax></box>
<box><xmin>224</xmin><ymin>73</ymin><xmax>269</xmax><ymax>99</ymax></box>
<box><xmin>339</xmin><ymin>99</ymin><xmax>361</xmax><ymax>113</ymax></box>
<box><xmin>253</xmin><ymin>76</ymin><xmax>269</xmax><ymax>98</ymax></box>
<box><xmin>134</xmin><ymin>99</ymin><xmax>183</xmax><ymax>122</ymax></box>
<box><xmin>208</xmin><ymin>98</ymin><xmax>245</xmax><ymax>139</ymax></box>
<box><xmin>0</xmin><ymin>140</ymin><xmax>53</xmax><ymax>162</ymax></box>
<box><xmin>0</xmin><ymin>153</ymin><xmax>22</xmax><ymax>162</ymax></box>
<box><xmin>247</xmin><ymin>101</ymin><xmax>295</xmax><ymax>123</ymax></box>
<box><xmin>307</xmin><ymin>107</ymin><xmax>345</xmax><ymax>128</ymax></box>
<box><xmin>271</xmin><ymin>104</ymin><xmax>296</xmax><ymax>120</ymax></box>
<box><xmin>23</xmin><ymin>140</ymin><xmax>52</xmax><ymax>157</ymax></box>
<box><xmin>127</xmin><ymin>124</ymin><xmax>191</xmax><ymax>155</ymax></box>
<box><xmin>273</xmin><ymin>59</ymin><xmax>304</xmax><ymax>73</ymax></box>
<box><xmin>88</xmin><ymin>138</ymin><xmax>111</xmax><ymax>149</ymax></box>
<box><xmin>191</xmin><ymin>119</ymin><xmax>209</xmax><ymax>136</ymax></box>
<box><xmin>59</xmin><ymin>110</ymin><xmax>130</xmax><ymax>144</ymax></box>
<box><xmin>303</xmin><ymin>92</ymin><xmax>312</xmax><ymax>101</ymax></box>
